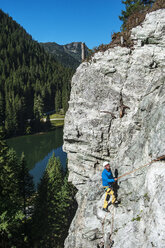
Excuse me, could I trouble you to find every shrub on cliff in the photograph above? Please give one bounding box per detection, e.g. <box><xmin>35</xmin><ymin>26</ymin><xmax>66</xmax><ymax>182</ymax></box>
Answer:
<box><xmin>119</xmin><ymin>0</ymin><xmax>155</xmax><ymax>30</ymax></box>
<box><xmin>86</xmin><ymin>0</ymin><xmax>164</xmax><ymax>58</ymax></box>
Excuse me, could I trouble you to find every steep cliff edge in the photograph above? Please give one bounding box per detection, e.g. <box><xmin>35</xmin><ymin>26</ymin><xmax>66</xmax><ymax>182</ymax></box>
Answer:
<box><xmin>63</xmin><ymin>9</ymin><xmax>165</xmax><ymax>248</ymax></box>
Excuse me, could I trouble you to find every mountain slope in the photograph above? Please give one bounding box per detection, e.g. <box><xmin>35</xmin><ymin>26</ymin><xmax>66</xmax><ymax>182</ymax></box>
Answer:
<box><xmin>40</xmin><ymin>42</ymin><xmax>89</xmax><ymax>69</ymax></box>
<box><xmin>0</xmin><ymin>9</ymin><xmax>73</xmax><ymax>137</ymax></box>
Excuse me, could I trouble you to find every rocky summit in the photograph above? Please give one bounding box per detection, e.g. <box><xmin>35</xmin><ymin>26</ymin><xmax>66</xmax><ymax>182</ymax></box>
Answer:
<box><xmin>40</xmin><ymin>42</ymin><xmax>89</xmax><ymax>69</ymax></box>
<box><xmin>63</xmin><ymin>9</ymin><xmax>165</xmax><ymax>248</ymax></box>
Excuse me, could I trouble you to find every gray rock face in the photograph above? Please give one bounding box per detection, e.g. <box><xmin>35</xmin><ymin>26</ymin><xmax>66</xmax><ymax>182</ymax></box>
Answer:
<box><xmin>63</xmin><ymin>9</ymin><xmax>165</xmax><ymax>248</ymax></box>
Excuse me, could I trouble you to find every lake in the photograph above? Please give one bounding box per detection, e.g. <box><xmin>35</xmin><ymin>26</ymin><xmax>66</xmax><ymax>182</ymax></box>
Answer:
<box><xmin>6</xmin><ymin>127</ymin><xmax>67</xmax><ymax>187</ymax></box>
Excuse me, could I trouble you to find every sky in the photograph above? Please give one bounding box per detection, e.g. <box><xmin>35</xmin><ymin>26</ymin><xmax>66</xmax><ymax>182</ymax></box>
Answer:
<box><xmin>0</xmin><ymin>0</ymin><xmax>124</xmax><ymax>49</ymax></box>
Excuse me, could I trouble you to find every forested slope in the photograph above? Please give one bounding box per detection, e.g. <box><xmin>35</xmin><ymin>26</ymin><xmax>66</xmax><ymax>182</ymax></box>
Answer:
<box><xmin>0</xmin><ymin>9</ymin><xmax>74</xmax><ymax>137</ymax></box>
<box><xmin>0</xmin><ymin>128</ymin><xmax>77</xmax><ymax>247</ymax></box>
<box><xmin>40</xmin><ymin>42</ymin><xmax>80</xmax><ymax>69</ymax></box>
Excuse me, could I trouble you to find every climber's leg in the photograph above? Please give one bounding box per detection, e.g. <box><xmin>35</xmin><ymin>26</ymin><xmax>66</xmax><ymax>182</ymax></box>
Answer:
<box><xmin>109</xmin><ymin>189</ymin><xmax>116</xmax><ymax>204</ymax></box>
<box><xmin>103</xmin><ymin>188</ymin><xmax>111</xmax><ymax>209</ymax></box>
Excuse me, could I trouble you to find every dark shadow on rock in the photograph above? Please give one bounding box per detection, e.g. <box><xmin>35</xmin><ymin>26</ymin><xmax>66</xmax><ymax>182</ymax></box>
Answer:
<box><xmin>97</xmin><ymin>242</ymin><xmax>104</xmax><ymax>248</ymax></box>
<box><xmin>113</xmin><ymin>169</ymin><xmax>119</xmax><ymax>199</ymax></box>
<box><xmin>115</xmin><ymin>169</ymin><xmax>118</xmax><ymax>178</ymax></box>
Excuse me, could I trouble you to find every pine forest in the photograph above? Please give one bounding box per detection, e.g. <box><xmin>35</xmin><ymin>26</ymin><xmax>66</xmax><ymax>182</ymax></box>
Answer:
<box><xmin>0</xmin><ymin>9</ymin><xmax>74</xmax><ymax>138</ymax></box>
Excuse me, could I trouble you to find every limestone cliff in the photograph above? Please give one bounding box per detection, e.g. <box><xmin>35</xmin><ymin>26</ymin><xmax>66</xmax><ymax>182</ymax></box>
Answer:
<box><xmin>63</xmin><ymin>9</ymin><xmax>165</xmax><ymax>248</ymax></box>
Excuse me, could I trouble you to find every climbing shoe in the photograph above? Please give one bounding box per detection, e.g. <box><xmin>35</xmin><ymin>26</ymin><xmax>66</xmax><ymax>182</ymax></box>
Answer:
<box><xmin>102</xmin><ymin>208</ymin><xmax>109</xmax><ymax>212</ymax></box>
<box><xmin>113</xmin><ymin>200</ymin><xmax>119</xmax><ymax>207</ymax></box>
<box><xmin>110</xmin><ymin>240</ymin><xmax>114</xmax><ymax>247</ymax></box>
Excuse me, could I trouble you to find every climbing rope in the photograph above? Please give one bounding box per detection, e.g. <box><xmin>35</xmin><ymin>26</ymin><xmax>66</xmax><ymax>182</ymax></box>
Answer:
<box><xmin>100</xmin><ymin>155</ymin><xmax>165</xmax><ymax>248</ymax></box>
<box><xmin>109</xmin><ymin>205</ymin><xmax>114</xmax><ymax>247</ymax></box>
<box><xmin>101</xmin><ymin>204</ymin><xmax>114</xmax><ymax>248</ymax></box>
<box><xmin>117</xmin><ymin>155</ymin><xmax>165</xmax><ymax>180</ymax></box>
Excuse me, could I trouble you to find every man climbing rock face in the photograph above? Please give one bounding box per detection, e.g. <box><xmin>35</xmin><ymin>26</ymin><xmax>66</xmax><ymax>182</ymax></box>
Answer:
<box><xmin>102</xmin><ymin>161</ymin><xmax>118</xmax><ymax>212</ymax></box>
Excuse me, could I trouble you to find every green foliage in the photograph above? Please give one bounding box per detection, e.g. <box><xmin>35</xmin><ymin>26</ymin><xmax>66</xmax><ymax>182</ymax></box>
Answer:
<box><xmin>51</xmin><ymin>120</ymin><xmax>64</xmax><ymax>128</ymax></box>
<box><xmin>19</xmin><ymin>153</ymin><xmax>34</xmax><ymax>213</ymax></box>
<box><xmin>33</xmin><ymin>155</ymin><xmax>77</xmax><ymax>247</ymax></box>
<box><xmin>62</xmin><ymin>84</ymin><xmax>69</xmax><ymax>113</ymax></box>
<box><xmin>0</xmin><ymin>9</ymin><xmax>74</xmax><ymax>137</ymax></box>
<box><xmin>0</xmin><ymin>129</ymin><xmax>35</xmax><ymax>247</ymax></box>
<box><xmin>144</xmin><ymin>193</ymin><xmax>150</xmax><ymax>201</ymax></box>
<box><xmin>1</xmin><ymin>115</ymin><xmax>75</xmax><ymax>248</ymax></box>
<box><xmin>132</xmin><ymin>215</ymin><xmax>141</xmax><ymax>221</ymax></box>
<box><xmin>55</xmin><ymin>89</ymin><xmax>62</xmax><ymax>113</ymax></box>
<box><xmin>33</xmin><ymin>94</ymin><xmax>44</xmax><ymax>120</ymax></box>
<box><xmin>40</xmin><ymin>42</ymin><xmax>79</xmax><ymax>70</ymax></box>
<box><xmin>132</xmin><ymin>212</ymin><xmax>143</xmax><ymax>222</ymax></box>
<box><xmin>119</xmin><ymin>0</ymin><xmax>155</xmax><ymax>30</ymax></box>
<box><xmin>0</xmin><ymin>147</ymin><xmax>22</xmax><ymax>244</ymax></box>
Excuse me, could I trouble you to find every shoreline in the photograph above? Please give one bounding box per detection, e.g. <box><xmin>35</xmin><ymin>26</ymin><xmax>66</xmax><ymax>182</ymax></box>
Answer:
<box><xmin>6</xmin><ymin>124</ymin><xmax>64</xmax><ymax>140</ymax></box>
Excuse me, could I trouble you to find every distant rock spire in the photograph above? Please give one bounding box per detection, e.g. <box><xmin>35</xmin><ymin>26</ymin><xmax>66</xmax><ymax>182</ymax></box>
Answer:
<box><xmin>81</xmin><ymin>42</ymin><xmax>85</xmax><ymax>61</ymax></box>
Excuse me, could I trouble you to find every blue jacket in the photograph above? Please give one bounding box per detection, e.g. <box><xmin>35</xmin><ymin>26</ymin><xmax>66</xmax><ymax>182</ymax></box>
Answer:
<box><xmin>102</xmin><ymin>169</ymin><xmax>115</xmax><ymax>187</ymax></box>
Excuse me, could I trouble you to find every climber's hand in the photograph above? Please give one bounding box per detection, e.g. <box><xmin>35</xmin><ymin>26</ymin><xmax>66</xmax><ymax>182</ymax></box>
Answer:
<box><xmin>114</xmin><ymin>178</ymin><xmax>118</xmax><ymax>181</ymax></box>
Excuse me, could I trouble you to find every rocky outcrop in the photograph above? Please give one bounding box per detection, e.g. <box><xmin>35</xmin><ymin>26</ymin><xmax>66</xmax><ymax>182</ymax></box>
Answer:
<box><xmin>63</xmin><ymin>42</ymin><xmax>89</xmax><ymax>62</ymax></box>
<box><xmin>63</xmin><ymin>9</ymin><xmax>165</xmax><ymax>248</ymax></box>
<box><xmin>40</xmin><ymin>42</ymin><xmax>89</xmax><ymax>69</ymax></box>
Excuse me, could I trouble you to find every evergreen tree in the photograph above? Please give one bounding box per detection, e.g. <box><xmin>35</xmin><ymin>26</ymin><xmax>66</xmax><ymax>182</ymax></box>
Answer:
<box><xmin>119</xmin><ymin>0</ymin><xmax>155</xmax><ymax>30</ymax></box>
<box><xmin>59</xmin><ymin>170</ymin><xmax>78</xmax><ymax>241</ymax></box>
<box><xmin>55</xmin><ymin>90</ymin><xmax>61</xmax><ymax>113</ymax></box>
<box><xmin>33</xmin><ymin>155</ymin><xmax>77</xmax><ymax>248</ymax></box>
<box><xmin>62</xmin><ymin>84</ymin><xmax>69</xmax><ymax>113</ymax></box>
<box><xmin>0</xmin><ymin>129</ymin><xmax>23</xmax><ymax>247</ymax></box>
<box><xmin>33</xmin><ymin>94</ymin><xmax>44</xmax><ymax>120</ymax></box>
<box><xmin>0</xmin><ymin>92</ymin><xmax>5</xmax><ymax>125</ymax></box>
<box><xmin>0</xmin><ymin>9</ymin><xmax>73</xmax><ymax>137</ymax></box>
<box><xmin>0</xmin><ymin>128</ymin><xmax>35</xmax><ymax>247</ymax></box>
<box><xmin>32</xmin><ymin>172</ymin><xmax>49</xmax><ymax>247</ymax></box>
<box><xmin>19</xmin><ymin>153</ymin><xmax>34</xmax><ymax>242</ymax></box>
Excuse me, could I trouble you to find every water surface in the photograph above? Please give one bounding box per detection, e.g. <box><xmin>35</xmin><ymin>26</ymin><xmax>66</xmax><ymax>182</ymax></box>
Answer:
<box><xmin>7</xmin><ymin>128</ymin><xmax>67</xmax><ymax>186</ymax></box>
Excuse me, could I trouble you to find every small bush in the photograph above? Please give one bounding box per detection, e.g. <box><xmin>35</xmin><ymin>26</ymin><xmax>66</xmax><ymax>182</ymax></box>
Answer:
<box><xmin>86</xmin><ymin>0</ymin><xmax>165</xmax><ymax>61</ymax></box>
<box><xmin>132</xmin><ymin>214</ymin><xmax>141</xmax><ymax>222</ymax></box>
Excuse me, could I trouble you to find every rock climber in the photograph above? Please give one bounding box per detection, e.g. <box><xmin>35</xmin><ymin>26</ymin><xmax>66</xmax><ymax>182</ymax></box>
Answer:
<box><xmin>102</xmin><ymin>161</ymin><xmax>118</xmax><ymax>212</ymax></box>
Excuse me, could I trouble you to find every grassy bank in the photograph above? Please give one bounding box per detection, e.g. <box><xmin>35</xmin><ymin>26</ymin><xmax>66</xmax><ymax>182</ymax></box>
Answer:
<box><xmin>49</xmin><ymin>113</ymin><xmax>65</xmax><ymax>129</ymax></box>
<box><xmin>50</xmin><ymin>113</ymin><xmax>65</xmax><ymax>119</ymax></box>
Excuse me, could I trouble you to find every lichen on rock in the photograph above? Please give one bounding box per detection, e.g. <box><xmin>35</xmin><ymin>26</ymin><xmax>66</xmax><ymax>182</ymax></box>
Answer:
<box><xmin>63</xmin><ymin>9</ymin><xmax>165</xmax><ymax>248</ymax></box>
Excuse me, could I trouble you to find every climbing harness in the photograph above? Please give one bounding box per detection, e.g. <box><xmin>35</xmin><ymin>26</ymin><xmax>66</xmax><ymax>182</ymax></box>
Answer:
<box><xmin>100</xmin><ymin>155</ymin><xmax>165</xmax><ymax>247</ymax></box>
<box><xmin>117</xmin><ymin>155</ymin><xmax>165</xmax><ymax>180</ymax></box>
